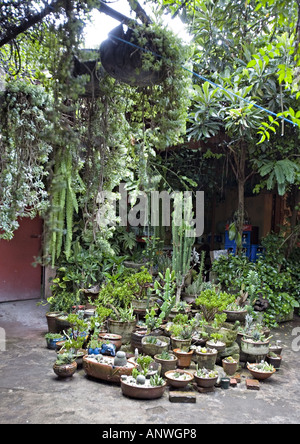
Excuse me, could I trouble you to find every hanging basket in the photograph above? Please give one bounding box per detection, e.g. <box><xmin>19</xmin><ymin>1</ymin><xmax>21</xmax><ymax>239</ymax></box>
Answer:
<box><xmin>100</xmin><ymin>25</ymin><xmax>166</xmax><ymax>87</ymax></box>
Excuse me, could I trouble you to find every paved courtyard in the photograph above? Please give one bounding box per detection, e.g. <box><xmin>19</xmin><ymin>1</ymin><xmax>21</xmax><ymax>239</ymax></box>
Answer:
<box><xmin>0</xmin><ymin>299</ymin><xmax>299</xmax><ymax>425</ymax></box>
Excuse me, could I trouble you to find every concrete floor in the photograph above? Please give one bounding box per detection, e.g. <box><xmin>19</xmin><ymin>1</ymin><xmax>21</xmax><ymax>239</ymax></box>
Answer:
<box><xmin>0</xmin><ymin>299</ymin><xmax>300</xmax><ymax>425</ymax></box>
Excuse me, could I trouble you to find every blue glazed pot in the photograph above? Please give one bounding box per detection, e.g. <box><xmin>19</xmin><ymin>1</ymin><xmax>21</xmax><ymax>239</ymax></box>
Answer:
<box><xmin>46</xmin><ymin>337</ymin><xmax>64</xmax><ymax>350</ymax></box>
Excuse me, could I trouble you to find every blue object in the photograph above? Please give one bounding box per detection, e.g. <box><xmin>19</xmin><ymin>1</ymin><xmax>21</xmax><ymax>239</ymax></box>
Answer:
<box><xmin>100</xmin><ymin>343</ymin><xmax>116</xmax><ymax>357</ymax></box>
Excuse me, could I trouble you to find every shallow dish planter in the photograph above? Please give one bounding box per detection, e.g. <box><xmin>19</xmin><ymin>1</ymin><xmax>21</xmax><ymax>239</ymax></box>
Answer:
<box><xmin>142</xmin><ymin>335</ymin><xmax>170</xmax><ymax>357</ymax></box>
<box><xmin>193</xmin><ymin>347</ymin><xmax>218</xmax><ymax>370</ymax></box>
<box><xmin>194</xmin><ymin>368</ymin><xmax>218</xmax><ymax>388</ymax></box>
<box><xmin>173</xmin><ymin>348</ymin><xmax>193</xmax><ymax>368</ymax></box>
<box><xmin>222</xmin><ymin>357</ymin><xmax>239</xmax><ymax>376</ymax></box>
<box><xmin>83</xmin><ymin>355</ymin><xmax>136</xmax><ymax>384</ymax></box>
<box><xmin>154</xmin><ymin>352</ymin><xmax>178</xmax><ymax>377</ymax></box>
<box><xmin>99</xmin><ymin>333</ymin><xmax>122</xmax><ymax>351</ymax></box>
<box><xmin>120</xmin><ymin>375</ymin><xmax>167</xmax><ymax>400</ymax></box>
<box><xmin>108</xmin><ymin>319</ymin><xmax>136</xmax><ymax>344</ymax></box>
<box><xmin>247</xmin><ymin>362</ymin><xmax>276</xmax><ymax>381</ymax></box>
<box><xmin>165</xmin><ymin>370</ymin><xmax>194</xmax><ymax>388</ymax></box>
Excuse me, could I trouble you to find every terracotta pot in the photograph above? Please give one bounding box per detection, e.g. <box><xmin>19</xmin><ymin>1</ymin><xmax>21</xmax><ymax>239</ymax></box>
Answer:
<box><xmin>173</xmin><ymin>348</ymin><xmax>193</xmax><ymax>369</ymax></box>
<box><xmin>99</xmin><ymin>333</ymin><xmax>122</xmax><ymax>351</ymax></box>
<box><xmin>164</xmin><ymin>370</ymin><xmax>194</xmax><ymax>388</ymax></box>
<box><xmin>83</xmin><ymin>355</ymin><xmax>136</xmax><ymax>384</ymax></box>
<box><xmin>222</xmin><ymin>359</ymin><xmax>238</xmax><ymax>376</ymax></box>
<box><xmin>121</xmin><ymin>379</ymin><xmax>167</xmax><ymax>400</ymax></box>
<box><xmin>53</xmin><ymin>361</ymin><xmax>77</xmax><ymax>378</ymax></box>
<box><xmin>247</xmin><ymin>364</ymin><xmax>276</xmax><ymax>381</ymax></box>
<box><xmin>194</xmin><ymin>374</ymin><xmax>218</xmax><ymax>388</ymax></box>
<box><xmin>108</xmin><ymin>319</ymin><xmax>136</xmax><ymax>344</ymax></box>
<box><xmin>154</xmin><ymin>353</ymin><xmax>178</xmax><ymax>377</ymax></box>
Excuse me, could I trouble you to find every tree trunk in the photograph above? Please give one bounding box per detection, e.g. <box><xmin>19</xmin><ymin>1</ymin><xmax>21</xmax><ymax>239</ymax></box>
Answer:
<box><xmin>285</xmin><ymin>186</ymin><xmax>300</xmax><ymax>258</ymax></box>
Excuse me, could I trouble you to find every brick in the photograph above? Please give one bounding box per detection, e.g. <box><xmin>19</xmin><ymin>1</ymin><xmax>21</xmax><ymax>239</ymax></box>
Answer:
<box><xmin>169</xmin><ymin>390</ymin><xmax>197</xmax><ymax>403</ymax></box>
<box><xmin>196</xmin><ymin>386</ymin><xmax>215</xmax><ymax>394</ymax></box>
<box><xmin>234</xmin><ymin>374</ymin><xmax>241</xmax><ymax>383</ymax></box>
<box><xmin>246</xmin><ymin>379</ymin><xmax>260</xmax><ymax>390</ymax></box>
<box><xmin>230</xmin><ymin>378</ymin><xmax>237</xmax><ymax>387</ymax></box>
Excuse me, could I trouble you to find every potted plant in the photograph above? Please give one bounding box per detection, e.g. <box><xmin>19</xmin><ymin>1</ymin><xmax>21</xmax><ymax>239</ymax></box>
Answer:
<box><xmin>120</xmin><ymin>371</ymin><xmax>167</xmax><ymax>400</ymax></box>
<box><xmin>192</xmin><ymin>346</ymin><xmax>218</xmax><ymax>370</ymax></box>
<box><xmin>164</xmin><ymin>370</ymin><xmax>194</xmax><ymax>388</ymax></box>
<box><xmin>53</xmin><ymin>351</ymin><xmax>77</xmax><ymax>378</ymax></box>
<box><xmin>266</xmin><ymin>352</ymin><xmax>282</xmax><ymax>370</ymax></box>
<box><xmin>45</xmin><ymin>332</ymin><xmax>65</xmax><ymax>350</ymax></box>
<box><xmin>206</xmin><ymin>333</ymin><xmax>226</xmax><ymax>353</ymax></box>
<box><xmin>222</xmin><ymin>356</ymin><xmax>239</xmax><ymax>376</ymax></box>
<box><xmin>247</xmin><ymin>361</ymin><xmax>276</xmax><ymax>381</ymax></box>
<box><xmin>108</xmin><ymin>306</ymin><xmax>137</xmax><ymax>344</ymax></box>
<box><xmin>194</xmin><ymin>367</ymin><xmax>218</xmax><ymax>388</ymax></box>
<box><xmin>172</xmin><ymin>348</ymin><xmax>194</xmax><ymax>369</ymax></box>
<box><xmin>141</xmin><ymin>335</ymin><xmax>170</xmax><ymax>357</ymax></box>
<box><xmin>223</xmin><ymin>302</ymin><xmax>248</xmax><ymax>323</ymax></box>
<box><xmin>241</xmin><ymin>330</ymin><xmax>272</xmax><ymax>361</ymax></box>
<box><xmin>154</xmin><ymin>351</ymin><xmax>178</xmax><ymax>377</ymax></box>
<box><xmin>83</xmin><ymin>353</ymin><xmax>136</xmax><ymax>383</ymax></box>
<box><xmin>195</xmin><ymin>288</ymin><xmax>235</xmax><ymax>323</ymax></box>
<box><xmin>98</xmin><ymin>333</ymin><xmax>122</xmax><ymax>351</ymax></box>
<box><xmin>127</xmin><ymin>268</ymin><xmax>154</xmax><ymax>311</ymax></box>
<box><xmin>170</xmin><ymin>324</ymin><xmax>193</xmax><ymax>351</ymax></box>
<box><xmin>269</xmin><ymin>340</ymin><xmax>283</xmax><ymax>356</ymax></box>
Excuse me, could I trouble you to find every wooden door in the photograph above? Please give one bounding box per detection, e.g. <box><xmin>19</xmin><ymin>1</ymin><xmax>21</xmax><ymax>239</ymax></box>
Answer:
<box><xmin>0</xmin><ymin>217</ymin><xmax>43</xmax><ymax>302</ymax></box>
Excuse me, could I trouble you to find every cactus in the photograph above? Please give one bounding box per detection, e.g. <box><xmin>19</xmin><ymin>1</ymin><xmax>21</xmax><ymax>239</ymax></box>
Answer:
<box><xmin>172</xmin><ymin>192</ymin><xmax>195</xmax><ymax>304</ymax></box>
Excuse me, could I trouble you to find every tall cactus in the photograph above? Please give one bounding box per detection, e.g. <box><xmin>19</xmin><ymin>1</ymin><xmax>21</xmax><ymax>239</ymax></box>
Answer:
<box><xmin>172</xmin><ymin>192</ymin><xmax>195</xmax><ymax>304</ymax></box>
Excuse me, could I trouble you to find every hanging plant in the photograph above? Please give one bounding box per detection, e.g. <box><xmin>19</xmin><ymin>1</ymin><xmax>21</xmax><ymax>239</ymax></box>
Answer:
<box><xmin>0</xmin><ymin>80</ymin><xmax>54</xmax><ymax>239</ymax></box>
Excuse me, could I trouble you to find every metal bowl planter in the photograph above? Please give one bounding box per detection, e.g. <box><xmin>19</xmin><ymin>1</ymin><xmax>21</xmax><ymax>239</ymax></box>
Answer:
<box><xmin>82</xmin><ymin>355</ymin><xmax>136</xmax><ymax>384</ymax></box>
<box><xmin>141</xmin><ymin>336</ymin><xmax>170</xmax><ymax>357</ymax></box>
<box><xmin>120</xmin><ymin>376</ymin><xmax>167</xmax><ymax>400</ymax></box>
<box><xmin>164</xmin><ymin>370</ymin><xmax>194</xmax><ymax>388</ymax></box>
<box><xmin>247</xmin><ymin>363</ymin><xmax>276</xmax><ymax>381</ymax></box>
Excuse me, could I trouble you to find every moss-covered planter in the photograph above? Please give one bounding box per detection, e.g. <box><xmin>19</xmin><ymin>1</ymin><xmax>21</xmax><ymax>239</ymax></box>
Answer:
<box><xmin>154</xmin><ymin>353</ymin><xmax>178</xmax><ymax>377</ymax></box>
<box><xmin>108</xmin><ymin>319</ymin><xmax>136</xmax><ymax>344</ymax></box>
<box><xmin>142</xmin><ymin>335</ymin><xmax>170</xmax><ymax>357</ymax></box>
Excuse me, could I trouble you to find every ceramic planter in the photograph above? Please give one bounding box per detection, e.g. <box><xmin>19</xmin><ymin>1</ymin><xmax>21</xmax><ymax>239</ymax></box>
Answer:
<box><xmin>154</xmin><ymin>353</ymin><xmax>178</xmax><ymax>377</ymax></box>
<box><xmin>206</xmin><ymin>340</ymin><xmax>226</xmax><ymax>353</ymax></box>
<box><xmin>241</xmin><ymin>338</ymin><xmax>270</xmax><ymax>358</ymax></box>
<box><xmin>56</xmin><ymin>314</ymin><xmax>72</xmax><ymax>333</ymax></box>
<box><xmin>247</xmin><ymin>363</ymin><xmax>276</xmax><ymax>381</ymax></box>
<box><xmin>108</xmin><ymin>319</ymin><xmax>136</xmax><ymax>344</ymax></box>
<box><xmin>223</xmin><ymin>309</ymin><xmax>248</xmax><ymax>323</ymax></box>
<box><xmin>173</xmin><ymin>348</ymin><xmax>193</xmax><ymax>369</ymax></box>
<box><xmin>170</xmin><ymin>336</ymin><xmax>192</xmax><ymax>351</ymax></box>
<box><xmin>220</xmin><ymin>377</ymin><xmax>231</xmax><ymax>389</ymax></box>
<box><xmin>46</xmin><ymin>311</ymin><xmax>63</xmax><ymax>333</ymax></box>
<box><xmin>164</xmin><ymin>370</ymin><xmax>194</xmax><ymax>388</ymax></box>
<box><xmin>131</xmin><ymin>329</ymin><xmax>148</xmax><ymax>353</ymax></box>
<box><xmin>120</xmin><ymin>378</ymin><xmax>167</xmax><ymax>400</ymax></box>
<box><xmin>53</xmin><ymin>361</ymin><xmax>77</xmax><ymax>378</ymax></box>
<box><xmin>99</xmin><ymin>333</ymin><xmax>122</xmax><ymax>351</ymax></box>
<box><xmin>46</xmin><ymin>336</ymin><xmax>65</xmax><ymax>350</ymax></box>
<box><xmin>142</xmin><ymin>335</ymin><xmax>170</xmax><ymax>357</ymax></box>
<box><xmin>83</xmin><ymin>355</ymin><xmax>136</xmax><ymax>383</ymax></box>
<box><xmin>267</xmin><ymin>355</ymin><xmax>282</xmax><ymax>369</ymax></box>
<box><xmin>222</xmin><ymin>359</ymin><xmax>238</xmax><ymax>376</ymax></box>
<box><xmin>194</xmin><ymin>373</ymin><xmax>218</xmax><ymax>389</ymax></box>
<box><xmin>194</xmin><ymin>348</ymin><xmax>218</xmax><ymax>370</ymax></box>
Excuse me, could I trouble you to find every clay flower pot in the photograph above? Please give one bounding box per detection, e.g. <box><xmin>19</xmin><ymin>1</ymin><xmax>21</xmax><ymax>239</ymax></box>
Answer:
<box><xmin>83</xmin><ymin>355</ymin><xmax>136</xmax><ymax>384</ymax></box>
<box><xmin>222</xmin><ymin>358</ymin><xmax>238</xmax><ymax>376</ymax></box>
<box><xmin>99</xmin><ymin>333</ymin><xmax>122</xmax><ymax>351</ymax></box>
<box><xmin>171</xmin><ymin>336</ymin><xmax>192</xmax><ymax>350</ymax></box>
<box><xmin>173</xmin><ymin>348</ymin><xmax>193</xmax><ymax>369</ymax></box>
<box><xmin>53</xmin><ymin>361</ymin><xmax>77</xmax><ymax>379</ymax></box>
<box><xmin>194</xmin><ymin>348</ymin><xmax>218</xmax><ymax>370</ymax></box>
<box><xmin>164</xmin><ymin>370</ymin><xmax>194</xmax><ymax>388</ymax></box>
<box><xmin>120</xmin><ymin>378</ymin><xmax>167</xmax><ymax>400</ymax></box>
<box><xmin>141</xmin><ymin>336</ymin><xmax>170</xmax><ymax>357</ymax></box>
<box><xmin>154</xmin><ymin>353</ymin><xmax>178</xmax><ymax>377</ymax></box>
<box><xmin>247</xmin><ymin>363</ymin><xmax>276</xmax><ymax>381</ymax></box>
<box><xmin>194</xmin><ymin>373</ymin><xmax>218</xmax><ymax>389</ymax></box>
